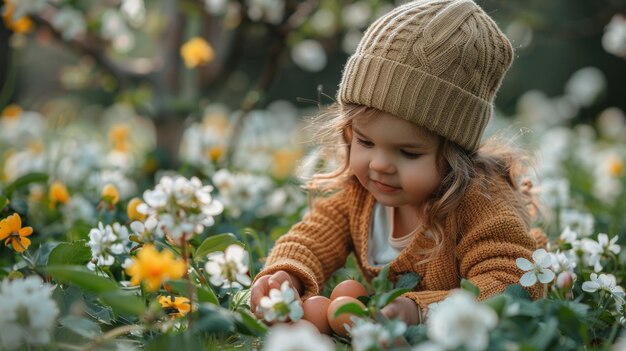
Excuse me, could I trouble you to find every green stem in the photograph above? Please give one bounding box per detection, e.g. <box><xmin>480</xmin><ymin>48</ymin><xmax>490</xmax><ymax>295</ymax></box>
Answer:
<box><xmin>79</xmin><ymin>324</ymin><xmax>148</xmax><ymax>351</ymax></box>
<box><xmin>181</xmin><ymin>237</ymin><xmax>195</xmax><ymax>330</ymax></box>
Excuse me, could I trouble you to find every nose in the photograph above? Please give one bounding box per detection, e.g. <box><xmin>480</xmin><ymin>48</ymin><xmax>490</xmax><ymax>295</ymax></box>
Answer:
<box><xmin>369</xmin><ymin>151</ymin><xmax>395</xmax><ymax>174</ymax></box>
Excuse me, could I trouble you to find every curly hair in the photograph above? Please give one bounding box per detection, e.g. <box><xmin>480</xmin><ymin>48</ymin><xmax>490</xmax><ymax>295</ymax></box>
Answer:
<box><xmin>302</xmin><ymin>103</ymin><xmax>542</xmax><ymax>264</ymax></box>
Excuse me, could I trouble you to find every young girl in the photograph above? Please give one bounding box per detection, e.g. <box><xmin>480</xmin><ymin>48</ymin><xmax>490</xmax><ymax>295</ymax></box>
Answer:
<box><xmin>251</xmin><ymin>0</ymin><xmax>544</xmax><ymax>325</ymax></box>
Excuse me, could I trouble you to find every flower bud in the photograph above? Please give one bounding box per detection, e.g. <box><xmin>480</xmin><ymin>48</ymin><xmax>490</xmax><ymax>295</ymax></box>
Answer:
<box><xmin>556</xmin><ymin>271</ymin><xmax>576</xmax><ymax>290</ymax></box>
<box><xmin>101</xmin><ymin>183</ymin><xmax>119</xmax><ymax>205</ymax></box>
<box><xmin>49</xmin><ymin>181</ymin><xmax>70</xmax><ymax>207</ymax></box>
<box><xmin>127</xmin><ymin>197</ymin><xmax>146</xmax><ymax>221</ymax></box>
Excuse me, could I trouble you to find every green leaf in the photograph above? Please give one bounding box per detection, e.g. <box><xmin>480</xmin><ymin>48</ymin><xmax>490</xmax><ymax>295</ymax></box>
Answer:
<box><xmin>484</xmin><ymin>294</ymin><xmax>507</xmax><ymax>316</ymax></box>
<box><xmin>99</xmin><ymin>291</ymin><xmax>146</xmax><ymax>316</ymax></box>
<box><xmin>234</xmin><ymin>309</ymin><xmax>268</xmax><ymax>336</ymax></box>
<box><xmin>32</xmin><ymin>241</ymin><xmax>60</xmax><ymax>266</ymax></box>
<box><xmin>5</xmin><ymin>172</ymin><xmax>48</xmax><ymax>197</ymax></box>
<box><xmin>46</xmin><ymin>266</ymin><xmax>118</xmax><ymax>293</ymax></box>
<box><xmin>193</xmin><ymin>304</ymin><xmax>236</xmax><ymax>334</ymax></box>
<box><xmin>59</xmin><ymin>315</ymin><xmax>101</xmax><ymax>339</ymax></box>
<box><xmin>167</xmin><ymin>280</ymin><xmax>219</xmax><ymax>305</ymax></box>
<box><xmin>505</xmin><ymin>284</ymin><xmax>531</xmax><ymax>300</ymax></box>
<box><xmin>460</xmin><ymin>279</ymin><xmax>480</xmax><ymax>298</ymax></box>
<box><xmin>372</xmin><ymin>265</ymin><xmax>392</xmax><ymax>293</ymax></box>
<box><xmin>395</xmin><ymin>272</ymin><xmax>421</xmax><ymax>290</ymax></box>
<box><xmin>377</xmin><ymin>288</ymin><xmax>410</xmax><ymax>309</ymax></box>
<box><xmin>193</xmin><ymin>233</ymin><xmax>240</xmax><ymax>262</ymax></box>
<box><xmin>48</xmin><ymin>241</ymin><xmax>92</xmax><ymax>265</ymax></box>
<box><xmin>333</xmin><ymin>302</ymin><xmax>368</xmax><ymax>318</ymax></box>
<box><xmin>530</xmin><ymin>316</ymin><xmax>558</xmax><ymax>350</ymax></box>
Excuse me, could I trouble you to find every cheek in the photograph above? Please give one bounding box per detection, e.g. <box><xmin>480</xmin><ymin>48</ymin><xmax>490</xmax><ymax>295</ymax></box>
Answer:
<box><xmin>349</xmin><ymin>145</ymin><xmax>368</xmax><ymax>175</ymax></box>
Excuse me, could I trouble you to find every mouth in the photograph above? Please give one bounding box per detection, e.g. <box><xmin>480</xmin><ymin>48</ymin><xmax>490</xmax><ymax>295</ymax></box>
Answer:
<box><xmin>371</xmin><ymin>179</ymin><xmax>400</xmax><ymax>193</ymax></box>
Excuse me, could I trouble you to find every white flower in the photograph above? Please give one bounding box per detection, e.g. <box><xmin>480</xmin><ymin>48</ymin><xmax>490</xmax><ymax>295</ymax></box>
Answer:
<box><xmin>51</xmin><ymin>7</ymin><xmax>86</xmax><ymax>40</ymax></box>
<box><xmin>212</xmin><ymin>169</ymin><xmax>271</xmax><ymax>218</ymax></box>
<box><xmin>342</xmin><ymin>2</ymin><xmax>372</xmax><ymax>29</ymax></box>
<box><xmin>205</xmin><ymin>244</ymin><xmax>251</xmax><ymax>288</ymax></box>
<box><xmin>342</xmin><ymin>29</ymin><xmax>363</xmax><ymax>54</ymax></box>
<box><xmin>291</xmin><ymin>40</ymin><xmax>327</xmax><ymax>72</ymax></box>
<box><xmin>87</xmin><ymin>222</ymin><xmax>128</xmax><ymax>269</ymax></box>
<box><xmin>137</xmin><ymin>175</ymin><xmax>223</xmax><ymax>242</ymax></box>
<box><xmin>427</xmin><ymin>290</ymin><xmax>498</xmax><ymax>351</ymax></box>
<box><xmin>549</xmin><ymin>251</ymin><xmax>577</xmax><ymax>273</ymax></box>
<box><xmin>564</xmin><ymin>67</ymin><xmax>606</xmax><ymax>107</ymax></box>
<box><xmin>0</xmin><ymin>276</ymin><xmax>59</xmax><ymax>350</ymax></box>
<box><xmin>538</xmin><ymin>178</ymin><xmax>570</xmax><ymax>208</ymax></box>
<box><xmin>603</xmin><ymin>14</ymin><xmax>626</xmax><ymax>58</ymax></box>
<box><xmin>262</xmin><ymin>322</ymin><xmax>334</xmax><ymax>351</ymax></box>
<box><xmin>598</xmin><ymin>233</ymin><xmax>621</xmax><ymax>255</ymax></box>
<box><xmin>120</xmin><ymin>0</ymin><xmax>146</xmax><ymax>27</ymax></box>
<box><xmin>580</xmin><ymin>234</ymin><xmax>619</xmax><ymax>273</ymax></box>
<box><xmin>582</xmin><ymin>273</ymin><xmax>625</xmax><ymax>310</ymax></box>
<box><xmin>516</xmin><ymin>249</ymin><xmax>555</xmax><ymax>287</ymax></box>
<box><xmin>204</xmin><ymin>0</ymin><xmax>228</xmax><ymax>15</ymax></box>
<box><xmin>258</xmin><ymin>281</ymin><xmax>303</xmax><ymax>322</ymax></box>
<box><xmin>350</xmin><ymin>318</ymin><xmax>405</xmax><ymax>351</ymax></box>
<box><xmin>560</xmin><ymin>209</ymin><xmax>594</xmax><ymax>237</ymax></box>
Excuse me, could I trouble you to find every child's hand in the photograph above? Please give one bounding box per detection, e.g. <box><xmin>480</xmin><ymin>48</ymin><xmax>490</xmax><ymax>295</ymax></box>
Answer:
<box><xmin>250</xmin><ymin>270</ymin><xmax>303</xmax><ymax>320</ymax></box>
<box><xmin>380</xmin><ymin>297</ymin><xmax>422</xmax><ymax>325</ymax></box>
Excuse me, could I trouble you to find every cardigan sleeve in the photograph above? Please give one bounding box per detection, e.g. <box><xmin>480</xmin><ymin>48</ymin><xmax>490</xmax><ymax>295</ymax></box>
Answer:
<box><xmin>254</xmin><ymin>190</ymin><xmax>353</xmax><ymax>299</ymax></box>
<box><xmin>402</xmin><ymin>181</ymin><xmax>543</xmax><ymax>317</ymax></box>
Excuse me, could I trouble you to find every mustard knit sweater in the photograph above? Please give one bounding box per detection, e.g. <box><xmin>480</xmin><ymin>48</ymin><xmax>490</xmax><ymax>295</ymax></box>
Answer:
<box><xmin>257</xmin><ymin>175</ymin><xmax>543</xmax><ymax>314</ymax></box>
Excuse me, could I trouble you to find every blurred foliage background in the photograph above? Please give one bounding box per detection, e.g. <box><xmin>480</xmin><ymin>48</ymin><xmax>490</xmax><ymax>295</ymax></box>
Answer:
<box><xmin>3</xmin><ymin>0</ymin><xmax>626</xmax><ymax>155</ymax></box>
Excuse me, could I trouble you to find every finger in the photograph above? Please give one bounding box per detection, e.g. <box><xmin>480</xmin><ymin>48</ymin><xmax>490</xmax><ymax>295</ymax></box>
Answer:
<box><xmin>268</xmin><ymin>270</ymin><xmax>290</xmax><ymax>290</ymax></box>
<box><xmin>250</xmin><ymin>275</ymin><xmax>270</xmax><ymax>313</ymax></box>
<box><xmin>381</xmin><ymin>304</ymin><xmax>398</xmax><ymax>319</ymax></box>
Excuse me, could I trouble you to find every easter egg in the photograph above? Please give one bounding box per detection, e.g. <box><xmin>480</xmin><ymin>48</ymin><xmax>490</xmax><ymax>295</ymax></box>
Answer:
<box><xmin>326</xmin><ymin>296</ymin><xmax>366</xmax><ymax>337</ymax></box>
<box><xmin>301</xmin><ymin>296</ymin><xmax>332</xmax><ymax>334</ymax></box>
<box><xmin>330</xmin><ymin>279</ymin><xmax>368</xmax><ymax>300</ymax></box>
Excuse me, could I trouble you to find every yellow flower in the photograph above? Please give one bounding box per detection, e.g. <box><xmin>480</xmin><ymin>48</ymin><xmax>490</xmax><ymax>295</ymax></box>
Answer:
<box><xmin>125</xmin><ymin>245</ymin><xmax>186</xmax><ymax>292</ymax></box>
<box><xmin>271</xmin><ymin>148</ymin><xmax>303</xmax><ymax>179</ymax></box>
<box><xmin>607</xmin><ymin>156</ymin><xmax>624</xmax><ymax>178</ymax></box>
<box><xmin>158</xmin><ymin>295</ymin><xmax>191</xmax><ymax>318</ymax></box>
<box><xmin>205</xmin><ymin>146</ymin><xmax>224</xmax><ymax>162</ymax></box>
<box><xmin>1</xmin><ymin>2</ymin><xmax>33</xmax><ymax>34</ymax></box>
<box><xmin>0</xmin><ymin>213</ymin><xmax>33</xmax><ymax>253</ymax></box>
<box><xmin>101</xmin><ymin>183</ymin><xmax>119</xmax><ymax>205</ymax></box>
<box><xmin>49</xmin><ymin>181</ymin><xmax>70</xmax><ymax>207</ymax></box>
<box><xmin>108</xmin><ymin>124</ymin><xmax>131</xmax><ymax>152</ymax></box>
<box><xmin>127</xmin><ymin>197</ymin><xmax>146</xmax><ymax>221</ymax></box>
<box><xmin>1</xmin><ymin>104</ymin><xmax>23</xmax><ymax>120</ymax></box>
<box><xmin>180</xmin><ymin>37</ymin><xmax>214</xmax><ymax>68</ymax></box>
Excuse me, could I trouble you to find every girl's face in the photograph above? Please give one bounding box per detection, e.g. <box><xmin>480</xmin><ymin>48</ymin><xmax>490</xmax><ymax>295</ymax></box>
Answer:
<box><xmin>349</xmin><ymin>111</ymin><xmax>443</xmax><ymax>212</ymax></box>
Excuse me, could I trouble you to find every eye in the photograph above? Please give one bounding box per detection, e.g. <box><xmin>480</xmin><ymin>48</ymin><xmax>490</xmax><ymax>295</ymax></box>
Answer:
<box><xmin>400</xmin><ymin>150</ymin><xmax>422</xmax><ymax>159</ymax></box>
<box><xmin>356</xmin><ymin>138</ymin><xmax>374</xmax><ymax>148</ymax></box>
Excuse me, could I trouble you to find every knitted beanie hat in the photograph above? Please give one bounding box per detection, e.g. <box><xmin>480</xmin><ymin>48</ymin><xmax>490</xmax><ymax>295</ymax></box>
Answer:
<box><xmin>337</xmin><ymin>0</ymin><xmax>513</xmax><ymax>151</ymax></box>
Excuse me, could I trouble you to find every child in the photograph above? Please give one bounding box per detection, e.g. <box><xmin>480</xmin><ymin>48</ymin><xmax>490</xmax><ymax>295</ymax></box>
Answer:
<box><xmin>251</xmin><ymin>0</ymin><xmax>544</xmax><ymax>325</ymax></box>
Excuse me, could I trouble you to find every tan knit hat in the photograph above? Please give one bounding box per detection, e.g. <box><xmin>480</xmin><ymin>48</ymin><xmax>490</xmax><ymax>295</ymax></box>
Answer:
<box><xmin>337</xmin><ymin>0</ymin><xmax>513</xmax><ymax>151</ymax></box>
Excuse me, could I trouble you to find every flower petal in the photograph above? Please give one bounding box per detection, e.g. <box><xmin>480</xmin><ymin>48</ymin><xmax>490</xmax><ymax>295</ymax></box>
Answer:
<box><xmin>516</xmin><ymin>258</ymin><xmax>533</xmax><ymax>271</ymax></box>
<box><xmin>582</xmin><ymin>281</ymin><xmax>599</xmax><ymax>293</ymax></box>
<box><xmin>538</xmin><ymin>269</ymin><xmax>555</xmax><ymax>284</ymax></box>
<box><xmin>519</xmin><ymin>272</ymin><xmax>537</xmax><ymax>287</ymax></box>
<box><xmin>19</xmin><ymin>226</ymin><xmax>33</xmax><ymax>237</ymax></box>
<box><xmin>12</xmin><ymin>236</ymin><xmax>31</xmax><ymax>253</ymax></box>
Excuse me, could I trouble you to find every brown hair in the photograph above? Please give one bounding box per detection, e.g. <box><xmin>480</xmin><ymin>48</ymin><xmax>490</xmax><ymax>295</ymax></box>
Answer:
<box><xmin>302</xmin><ymin>103</ymin><xmax>542</xmax><ymax>263</ymax></box>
